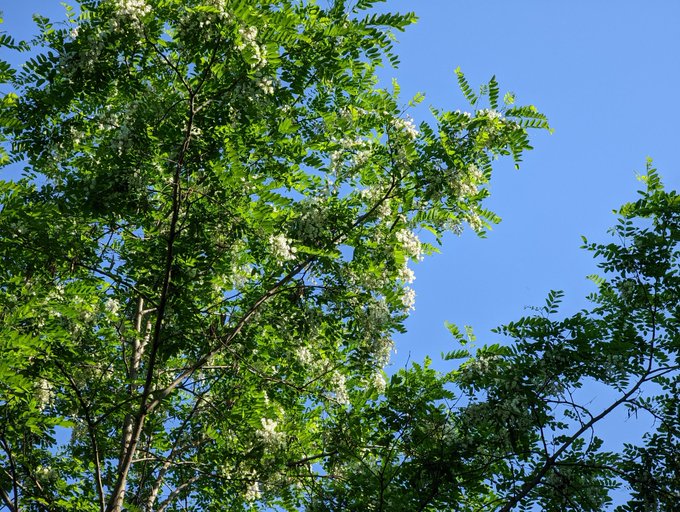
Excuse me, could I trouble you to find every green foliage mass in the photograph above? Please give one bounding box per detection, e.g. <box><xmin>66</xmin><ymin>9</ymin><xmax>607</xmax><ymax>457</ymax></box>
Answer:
<box><xmin>0</xmin><ymin>1</ymin><xmax>548</xmax><ymax>510</ymax></box>
<box><xmin>9</xmin><ymin>1</ymin><xmax>677</xmax><ymax>512</ymax></box>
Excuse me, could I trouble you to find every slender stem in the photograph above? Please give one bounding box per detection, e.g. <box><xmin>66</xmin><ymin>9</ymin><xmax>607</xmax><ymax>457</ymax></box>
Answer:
<box><xmin>106</xmin><ymin>84</ymin><xmax>197</xmax><ymax>512</ymax></box>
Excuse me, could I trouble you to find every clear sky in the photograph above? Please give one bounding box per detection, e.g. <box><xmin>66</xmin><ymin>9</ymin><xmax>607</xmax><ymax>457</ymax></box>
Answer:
<box><xmin>2</xmin><ymin>1</ymin><xmax>679</xmax><ymax>505</ymax></box>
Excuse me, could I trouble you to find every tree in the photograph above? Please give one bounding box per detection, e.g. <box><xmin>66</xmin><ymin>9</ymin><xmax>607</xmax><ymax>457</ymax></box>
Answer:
<box><xmin>310</xmin><ymin>165</ymin><xmax>679</xmax><ymax>511</ymax></box>
<box><xmin>0</xmin><ymin>1</ymin><xmax>548</xmax><ymax>510</ymax></box>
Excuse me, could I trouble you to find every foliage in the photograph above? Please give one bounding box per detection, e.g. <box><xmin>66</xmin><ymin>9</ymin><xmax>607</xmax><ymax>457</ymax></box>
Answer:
<box><xmin>312</xmin><ymin>165</ymin><xmax>679</xmax><ymax>511</ymax></box>
<box><xmin>0</xmin><ymin>1</ymin><xmax>549</xmax><ymax>511</ymax></box>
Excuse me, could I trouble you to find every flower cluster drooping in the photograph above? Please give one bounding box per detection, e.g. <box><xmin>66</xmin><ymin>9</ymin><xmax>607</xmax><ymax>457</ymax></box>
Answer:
<box><xmin>359</xmin><ymin>186</ymin><xmax>392</xmax><ymax>219</ymax></box>
<box><xmin>257</xmin><ymin>77</ymin><xmax>274</xmax><ymax>95</ymax></box>
<box><xmin>244</xmin><ymin>480</ymin><xmax>261</xmax><ymax>502</ymax></box>
<box><xmin>370</xmin><ymin>371</ymin><xmax>387</xmax><ymax>393</ymax></box>
<box><xmin>113</xmin><ymin>0</ymin><xmax>151</xmax><ymax>20</ymax></box>
<box><xmin>204</xmin><ymin>0</ymin><xmax>231</xmax><ymax>18</ymax></box>
<box><xmin>395</xmin><ymin>229</ymin><xmax>423</xmax><ymax>261</ymax></box>
<box><xmin>391</xmin><ymin>116</ymin><xmax>419</xmax><ymax>139</ymax></box>
<box><xmin>330</xmin><ymin>371</ymin><xmax>349</xmax><ymax>405</ymax></box>
<box><xmin>269</xmin><ymin>234</ymin><xmax>297</xmax><ymax>262</ymax></box>
<box><xmin>105</xmin><ymin>297</ymin><xmax>120</xmax><ymax>315</ymax></box>
<box><xmin>401</xmin><ymin>286</ymin><xmax>416</xmax><ymax>311</ymax></box>
<box><xmin>397</xmin><ymin>263</ymin><xmax>415</xmax><ymax>284</ymax></box>
<box><xmin>372</xmin><ymin>336</ymin><xmax>394</xmax><ymax>367</ymax></box>
<box><xmin>34</xmin><ymin>379</ymin><xmax>54</xmax><ymax>411</ymax></box>
<box><xmin>237</xmin><ymin>26</ymin><xmax>267</xmax><ymax>68</ymax></box>
<box><xmin>296</xmin><ymin>198</ymin><xmax>328</xmax><ymax>242</ymax></box>
<box><xmin>109</xmin><ymin>0</ymin><xmax>151</xmax><ymax>36</ymax></box>
<box><xmin>330</xmin><ymin>136</ymin><xmax>370</xmax><ymax>172</ymax></box>
<box><xmin>256</xmin><ymin>418</ymin><xmax>286</xmax><ymax>448</ymax></box>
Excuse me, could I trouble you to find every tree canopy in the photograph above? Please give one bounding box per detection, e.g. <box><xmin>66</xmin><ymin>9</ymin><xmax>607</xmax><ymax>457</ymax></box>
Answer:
<box><xmin>1</xmin><ymin>1</ymin><xmax>678</xmax><ymax>512</ymax></box>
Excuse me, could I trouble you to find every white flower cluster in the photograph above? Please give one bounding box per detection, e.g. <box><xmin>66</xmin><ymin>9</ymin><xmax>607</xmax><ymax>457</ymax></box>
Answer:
<box><xmin>110</xmin><ymin>124</ymin><xmax>133</xmax><ymax>153</ymax></box>
<box><xmin>296</xmin><ymin>346</ymin><xmax>314</xmax><ymax>368</ymax></box>
<box><xmin>229</xmin><ymin>263</ymin><xmax>252</xmax><ymax>289</ymax></box>
<box><xmin>397</xmin><ymin>263</ymin><xmax>415</xmax><ymax>284</ymax></box>
<box><xmin>467</xmin><ymin>212</ymin><xmax>483</xmax><ymax>232</ymax></box>
<box><xmin>366</xmin><ymin>299</ymin><xmax>391</xmax><ymax>332</ymax></box>
<box><xmin>35</xmin><ymin>465</ymin><xmax>56</xmax><ymax>482</ymax></box>
<box><xmin>34</xmin><ymin>379</ymin><xmax>54</xmax><ymax>411</ymax></box>
<box><xmin>257</xmin><ymin>77</ymin><xmax>274</xmax><ymax>95</ymax></box>
<box><xmin>467</xmin><ymin>164</ymin><xmax>484</xmax><ymax>183</ymax></box>
<box><xmin>178</xmin><ymin>1</ymin><xmax>231</xmax><ymax>36</ymax></box>
<box><xmin>353</xmin><ymin>148</ymin><xmax>372</xmax><ymax>167</ymax></box>
<box><xmin>257</xmin><ymin>418</ymin><xmax>286</xmax><ymax>448</ymax></box>
<box><xmin>114</xmin><ymin>0</ymin><xmax>151</xmax><ymax>19</ymax></box>
<box><xmin>204</xmin><ymin>0</ymin><xmax>231</xmax><ymax>18</ymax></box>
<box><xmin>372</xmin><ymin>336</ymin><xmax>394</xmax><ymax>367</ymax></box>
<box><xmin>395</xmin><ymin>229</ymin><xmax>422</xmax><ymax>261</ymax></box>
<box><xmin>110</xmin><ymin>0</ymin><xmax>151</xmax><ymax>36</ymax></box>
<box><xmin>401</xmin><ymin>286</ymin><xmax>416</xmax><ymax>311</ymax></box>
<box><xmin>237</xmin><ymin>26</ymin><xmax>267</xmax><ymax>68</ymax></box>
<box><xmin>244</xmin><ymin>480</ymin><xmax>261</xmax><ymax>502</ymax></box>
<box><xmin>391</xmin><ymin>116</ymin><xmax>419</xmax><ymax>139</ymax></box>
<box><xmin>330</xmin><ymin>137</ymin><xmax>368</xmax><ymax>171</ymax></box>
<box><xmin>456</xmin><ymin>179</ymin><xmax>478</xmax><ymax>198</ymax></box>
<box><xmin>269</xmin><ymin>234</ymin><xmax>297</xmax><ymax>262</ymax></box>
<box><xmin>359</xmin><ymin>186</ymin><xmax>391</xmax><ymax>218</ymax></box>
<box><xmin>463</xmin><ymin>354</ymin><xmax>500</xmax><ymax>380</ymax></box>
<box><xmin>297</xmin><ymin>198</ymin><xmax>328</xmax><ymax>242</ymax></box>
<box><xmin>105</xmin><ymin>297</ymin><xmax>120</xmax><ymax>315</ymax></box>
<box><xmin>478</xmin><ymin>108</ymin><xmax>504</xmax><ymax>121</ymax></box>
<box><xmin>330</xmin><ymin>371</ymin><xmax>349</xmax><ymax>405</ymax></box>
<box><xmin>370</xmin><ymin>371</ymin><xmax>387</xmax><ymax>393</ymax></box>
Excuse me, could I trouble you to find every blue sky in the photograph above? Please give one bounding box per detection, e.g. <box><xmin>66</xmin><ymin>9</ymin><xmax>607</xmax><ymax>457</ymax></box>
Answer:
<box><xmin>2</xmin><ymin>1</ymin><xmax>679</xmax><ymax>505</ymax></box>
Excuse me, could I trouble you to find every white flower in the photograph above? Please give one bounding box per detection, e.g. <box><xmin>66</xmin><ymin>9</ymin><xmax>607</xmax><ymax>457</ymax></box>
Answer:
<box><xmin>366</xmin><ymin>299</ymin><xmax>391</xmax><ymax>330</ymax></box>
<box><xmin>34</xmin><ymin>379</ymin><xmax>54</xmax><ymax>411</ymax></box>
<box><xmin>397</xmin><ymin>264</ymin><xmax>415</xmax><ymax>284</ymax></box>
<box><xmin>479</xmin><ymin>108</ymin><xmax>504</xmax><ymax>121</ymax></box>
<box><xmin>468</xmin><ymin>213</ymin><xmax>483</xmax><ymax>232</ymax></box>
<box><xmin>395</xmin><ymin>229</ymin><xmax>422</xmax><ymax>261</ymax></box>
<box><xmin>296</xmin><ymin>346</ymin><xmax>314</xmax><ymax>368</ymax></box>
<box><xmin>297</xmin><ymin>198</ymin><xmax>328</xmax><ymax>241</ymax></box>
<box><xmin>269</xmin><ymin>234</ymin><xmax>297</xmax><ymax>262</ymax></box>
<box><xmin>244</xmin><ymin>480</ymin><xmax>261</xmax><ymax>502</ymax></box>
<box><xmin>114</xmin><ymin>0</ymin><xmax>151</xmax><ymax>18</ymax></box>
<box><xmin>204</xmin><ymin>0</ymin><xmax>230</xmax><ymax>18</ymax></box>
<box><xmin>258</xmin><ymin>77</ymin><xmax>274</xmax><ymax>95</ymax></box>
<box><xmin>35</xmin><ymin>465</ymin><xmax>56</xmax><ymax>482</ymax></box>
<box><xmin>392</xmin><ymin>116</ymin><xmax>419</xmax><ymax>139</ymax></box>
<box><xmin>370</xmin><ymin>371</ymin><xmax>386</xmax><ymax>393</ymax></box>
<box><xmin>105</xmin><ymin>298</ymin><xmax>120</xmax><ymax>315</ymax></box>
<box><xmin>377</xmin><ymin>199</ymin><xmax>391</xmax><ymax>218</ymax></box>
<box><xmin>372</xmin><ymin>337</ymin><xmax>394</xmax><ymax>366</ymax></box>
<box><xmin>257</xmin><ymin>418</ymin><xmax>285</xmax><ymax>447</ymax></box>
<box><xmin>238</xmin><ymin>26</ymin><xmax>258</xmax><ymax>47</ymax></box>
<box><xmin>229</xmin><ymin>263</ymin><xmax>252</xmax><ymax>289</ymax></box>
<box><xmin>330</xmin><ymin>372</ymin><xmax>349</xmax><ymax>405</ymax></box>
<box><xmin>401</xmin><ymin>286</ymin><xmax>416</xmax><ymax>311</ymax></box>
<box><xmin>353</xmin><ymin>149</ymin><xmax>371</xmax><ymax>167</ymax></box>
<box><xmin>459</xmin><ymin>181</ymin><xmax>478</xmax><ymax>197</ymax></box>
<box><xmin>237</xmin><ymin>26</ymin><xmax>268</xmax><ymax>68</ymax></box>
<box><xmin>467</xmin><ymin>164</ymin><xmax>484</xmax><ymax>182</ymax></box>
